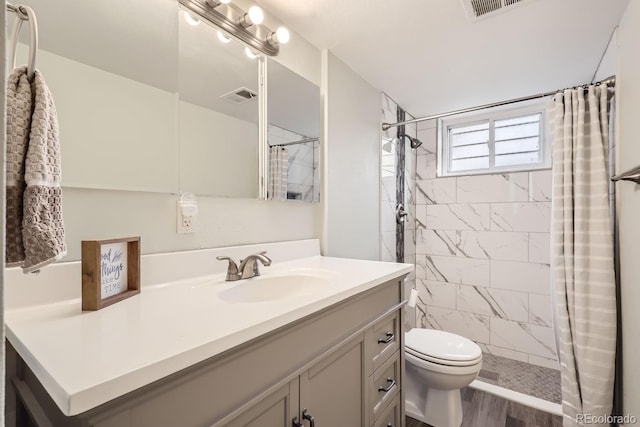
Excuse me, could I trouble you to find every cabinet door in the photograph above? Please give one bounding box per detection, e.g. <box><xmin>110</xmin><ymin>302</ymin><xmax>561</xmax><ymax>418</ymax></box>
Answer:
<box><xmin>299</xmin><ymin>336</ymin><xmax>365</xmax><ymax>426</ymax></box>
<box><xmin>222</xmin><ymin>380</ymin><xmax>299</xmax><ymax>427</ymax></box>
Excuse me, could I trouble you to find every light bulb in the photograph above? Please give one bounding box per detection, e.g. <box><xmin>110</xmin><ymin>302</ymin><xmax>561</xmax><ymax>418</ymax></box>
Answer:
<box><xmin>183</xmin><ymin>11</ymin><xmax>200</xmax><ymax>26</ymax></box>
<box><xmin>244</xmin><ymin>47</ymin><xmax>258</xmax><ymax>59</ymax></box>
<box><xmin>217</xmin><ymin>31</ymin><xmax>231</xmax><ymax>43</ymax></box>
<box><xmin>275</xmin><ymin>27</ymin><xmax>290</xmax><ymax>44</ymax></box>
<box><xmin>247</xmin><ymin>6</ymin><xmax>264</xmax><ymax>25</ymax></box>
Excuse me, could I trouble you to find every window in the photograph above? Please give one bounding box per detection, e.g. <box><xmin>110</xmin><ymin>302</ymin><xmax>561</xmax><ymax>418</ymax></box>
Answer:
<box><xmin>437</xmin><ymin>102</ymin><xmax>550</xmax><ymax>177</ymax></box>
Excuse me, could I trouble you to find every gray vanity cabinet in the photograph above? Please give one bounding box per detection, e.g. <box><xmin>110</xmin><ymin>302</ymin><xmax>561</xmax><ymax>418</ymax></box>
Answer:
<box><xmin>223</xmin><ymin>335</ymin><xmax>365</xmax><ymax>427</ymax></box>
<box><xmin>10</xmin><ymin>277</ymin><xmax>406</xmax><ymax>427</ymax></box>
<box><xmin>298</xmin><ymin>336</ymin><xmax>366</xmax><ymax>426</ymax></box>
<box><xmin>223</xmin><ymin>381</ymin><xmax>299</xmax><ymax>427</ymax></box>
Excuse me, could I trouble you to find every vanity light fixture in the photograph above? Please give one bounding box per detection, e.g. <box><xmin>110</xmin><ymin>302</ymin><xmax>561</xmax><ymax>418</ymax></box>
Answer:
<box><xmin>217</xmin><ymin>30</ymin><xmax>231</xmax><ymax>43</ymax></box>
<box><xmin>267</xmin><ymin>26</ymin><xmax>290</xmax><ymax>46</ymax></box>
<box><xmin>205</xmin><ymin>0</ymin><xmax>230</xmax><ymax>7</ymax></box>
<box><xmin>239</xmin><ymin>6</ymin><xmax>264</xmax><ymax>28</ymax></box>
<box><xmin>244</xmin><ymin>47</ymin><xmax>258</xmax><ymax>59</ymax></box>
<box><xmin>179</xmin><ymin>0</ymin><xmax>288</xmax><ymax>56</ymax></box>
<box><xmin>183</xmin><ymin>11</ymin><xmax>201</xmax><ymax>26</ymax></box>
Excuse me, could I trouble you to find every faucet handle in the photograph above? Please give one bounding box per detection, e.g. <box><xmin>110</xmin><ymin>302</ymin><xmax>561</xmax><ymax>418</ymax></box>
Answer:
<box><xmin>216</xmin><ymin>255</ymin><xmax>236</xmax><ymax>264</ymax></box>
<box><xmin>216</xmin><ymin>256</ymin><xmax>240</xmax><ymax>281</ymax></box>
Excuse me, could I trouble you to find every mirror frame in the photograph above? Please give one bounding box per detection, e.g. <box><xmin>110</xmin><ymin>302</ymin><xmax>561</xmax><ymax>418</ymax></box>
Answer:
<box><xmin>258</xmin><ymin>59</ymin><xmax>268</xmax><ymax>200</ymax></box>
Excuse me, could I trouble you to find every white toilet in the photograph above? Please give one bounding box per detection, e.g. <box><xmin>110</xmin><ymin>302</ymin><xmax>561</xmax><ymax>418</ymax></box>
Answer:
<box><xmin>404</xmin><ymin>328</ymin><xmax>483</xmax><ymax>427</ymax></box>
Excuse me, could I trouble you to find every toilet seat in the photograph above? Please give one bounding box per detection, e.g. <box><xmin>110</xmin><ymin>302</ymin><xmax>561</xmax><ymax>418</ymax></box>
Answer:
<box><xmin>405</xmin><ymin>328</ymin><xmax>482</xmax><ymax>367</ymax></box>
<box><xmin>405</xmin><ymin>350</ymin><xmax>482</xmax><ymax>376</ymax></box>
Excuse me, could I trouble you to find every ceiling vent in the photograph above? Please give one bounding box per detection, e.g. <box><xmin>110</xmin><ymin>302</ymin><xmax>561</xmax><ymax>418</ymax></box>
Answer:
<box><xmin>220</xmin><ymin>87</ymin><xmax>258</xmax><ymax>104</ymax></box>
<box><xmin>461</xmin><ymin>0</ymin><xmax>533</xmax><ymax>20</ymax></box>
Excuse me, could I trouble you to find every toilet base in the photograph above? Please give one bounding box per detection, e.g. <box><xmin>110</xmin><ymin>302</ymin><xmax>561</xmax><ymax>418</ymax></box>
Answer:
<box><xmin>406</xmin><ymin>388</ymin><xmax>463</xmax><ymax>427</ymax></box>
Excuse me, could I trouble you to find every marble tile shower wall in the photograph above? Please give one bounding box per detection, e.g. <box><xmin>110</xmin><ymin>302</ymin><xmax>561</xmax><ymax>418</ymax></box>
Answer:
<box><xmin>404</xmin><ymin>118</ymin><xmax>417</xmax><ymax>300</ymax></box>
<box><xmin>380</xmin><ymin>93</ymin><xmax>416</xmax><ymax>330</ymax></box>
<box><xmin>286</xmin><ymin>142</ymin><xmax>318</xmax><ymax>202</ymax></box>
<box><xmin>381</xmin><ymin>93</ymin><xmax>398</xmax><ymax>263</ymax></box>
<box><xmin>414</xmin><ymin>120</ymin><xmax>558</xmax><ymax>370</ymax></box>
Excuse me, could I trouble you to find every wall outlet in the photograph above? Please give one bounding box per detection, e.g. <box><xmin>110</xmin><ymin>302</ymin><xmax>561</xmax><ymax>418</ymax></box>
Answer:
<box><xmin>176</xmin><ymin>201</ymin><xmax>197</xmax><ymax>234</ymax></box>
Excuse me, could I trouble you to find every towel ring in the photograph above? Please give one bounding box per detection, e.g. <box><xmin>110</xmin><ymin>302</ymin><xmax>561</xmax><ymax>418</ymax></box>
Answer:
<box><xmin>8</xmin><ymin>4</ymin><xmax>38</xmax><ymax>82</ymax></box>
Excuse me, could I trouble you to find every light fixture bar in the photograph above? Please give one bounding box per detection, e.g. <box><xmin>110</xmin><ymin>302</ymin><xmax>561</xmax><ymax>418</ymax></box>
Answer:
<box><xmin>179</xmin><ymin>0</ymin><xmax>279</xmax><ymax>56</ymax></box>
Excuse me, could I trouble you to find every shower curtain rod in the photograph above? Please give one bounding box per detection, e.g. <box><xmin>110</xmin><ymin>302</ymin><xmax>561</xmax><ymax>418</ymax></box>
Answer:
<box><xmin>270</xmin><ymin>137</ymin><xmax>319</xmax><ymax>147</ymax></box>
<box><xmin>381</xmin><ymin>75</ymin><xmax>616</xmax><ymax>131</ymax></box>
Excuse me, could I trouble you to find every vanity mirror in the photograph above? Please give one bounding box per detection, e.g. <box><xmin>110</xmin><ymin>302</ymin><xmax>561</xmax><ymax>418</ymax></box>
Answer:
<box><xmin>10</xmin><ymin>0</ymin><xmax>320</xmax><ymax>202</ymax></box>
<box><xmin>178</xmin><ymin>7</ymin><xmax>261</xmax><ymax>198</ymax></box>
<box><xmin>266</xmin><ymin>59</ymin><xmax>320</xmax><ymax>202</ymax></box>
<box><xmin>12</xmin><ymin>0</ymin><xmax>180</xmax><ymax>193</ymax></box>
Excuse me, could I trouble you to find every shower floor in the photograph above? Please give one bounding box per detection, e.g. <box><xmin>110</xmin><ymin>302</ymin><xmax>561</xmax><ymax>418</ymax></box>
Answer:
<box><xmin>477</xmin><ymin>353</ymin><xmax>561</xmax><ymax>404</ymax></box>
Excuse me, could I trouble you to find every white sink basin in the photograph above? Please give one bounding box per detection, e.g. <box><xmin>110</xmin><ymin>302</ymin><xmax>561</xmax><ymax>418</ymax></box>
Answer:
<box><xmin>218</xmin><ymin>272</ymin><xmax>333</xmax><ymax>303</ymax></box>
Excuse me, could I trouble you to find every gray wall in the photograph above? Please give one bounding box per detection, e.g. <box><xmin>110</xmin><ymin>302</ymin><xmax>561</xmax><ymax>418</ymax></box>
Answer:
<box><xmin>322</xmin><ymin>51</ymin><xmax>380</xmax><ymax>260</ymax></box>
<box><xmin>617</xmin><ymin>0</ymin><xmax>640</xmax><ymax>418</ymax></box>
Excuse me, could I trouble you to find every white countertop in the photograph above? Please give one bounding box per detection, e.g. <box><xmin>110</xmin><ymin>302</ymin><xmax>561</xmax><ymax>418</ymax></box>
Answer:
<box><xmin>5</xmin><ymin>241</ymin><xmax>412</xmax><ymax>416</ymax></box>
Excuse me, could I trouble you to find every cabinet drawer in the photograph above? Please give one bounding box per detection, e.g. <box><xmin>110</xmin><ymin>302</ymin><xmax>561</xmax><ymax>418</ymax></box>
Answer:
<box><xmin>369</xmin><ymin>310</ymin><xmax>400</xmax><ymax>373</ymax></box>
<box><xmin>372</xmin><ymin>394</ymin><xmax>401</xmax><ymax>427</ymax></box>
<box><xmin>370</xmin><ymin>352</ymin><xmax>400</xmax><ymax>419</ymax></box>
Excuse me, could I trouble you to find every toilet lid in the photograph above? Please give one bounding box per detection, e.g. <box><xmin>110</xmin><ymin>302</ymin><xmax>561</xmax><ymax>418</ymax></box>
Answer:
<box><xmin>405</xmin><ymin>329</ymin><xmax>482</xmax><ymax>364</ymax></box>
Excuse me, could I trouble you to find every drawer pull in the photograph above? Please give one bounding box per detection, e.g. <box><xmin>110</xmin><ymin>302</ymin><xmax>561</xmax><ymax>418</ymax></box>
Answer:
<box><xmin>387</xmin><ymin>424</ymin><xmax>394</xmax><ymax>427</ymax></box>
<box><xmin>378</xmin><ymin>332</ymin><xmax>395</xmax><ymax>344</ymax></box>
<box><xmin>292</xmin><ymin>416</ymin><xmax>303</xmax><ymax>427</ymax></box>
<box><xmin>378</xmin><ymin>377</ymin><xmax>396</xmax><ymax>393</ymax></box>
<box><xmin>302</xmin><ymin>408</ymin><xmax>315</xmax><ymax>427</ymax></box>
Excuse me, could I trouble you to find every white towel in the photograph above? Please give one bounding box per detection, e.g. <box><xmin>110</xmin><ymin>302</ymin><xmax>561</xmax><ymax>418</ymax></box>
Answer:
<box><xmin>6</xmin><ymin>66</ymin><xmax>66</xmax><ymax>273</ymax></box>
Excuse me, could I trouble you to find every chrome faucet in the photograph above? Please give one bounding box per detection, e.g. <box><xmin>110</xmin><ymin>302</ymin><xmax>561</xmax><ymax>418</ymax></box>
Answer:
<box><xmin>216</xmin><ymin>251</ymin><xmax>272</xmax><ymax>281</ymax></box>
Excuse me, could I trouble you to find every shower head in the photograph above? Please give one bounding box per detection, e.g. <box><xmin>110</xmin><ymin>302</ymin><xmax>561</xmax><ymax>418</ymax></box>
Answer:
<box><xmin>406</xmin><ymin>135</ymin><xmax>423</xmax><ymax>149</ymax></box>
<box><xmin>394</xmin><ymin>134</ymin><xmax>423</xmax><ymax>149</ymax></box>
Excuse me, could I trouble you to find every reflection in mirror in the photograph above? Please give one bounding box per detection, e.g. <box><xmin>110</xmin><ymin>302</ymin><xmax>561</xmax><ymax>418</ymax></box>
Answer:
<box><xmin>178</xmin><ymin>9</ymin><xmax>260</xmax><ymax>198</ymax></box>
<box><xmin>13</xmin><ymin>0</ymin><xmax>179</xmax><ymax>193</ymax></box>
<box><xmin>267</xmin><ymin>60</ymin><xmax>320</xmax><ymax>203</ymax></box>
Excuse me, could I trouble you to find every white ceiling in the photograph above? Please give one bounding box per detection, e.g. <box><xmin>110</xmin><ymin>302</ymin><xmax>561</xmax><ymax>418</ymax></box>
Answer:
<box><xmin>255</xmin><ymin>0</ymin><xmax>630</xmax><ymax>117</ymax></box>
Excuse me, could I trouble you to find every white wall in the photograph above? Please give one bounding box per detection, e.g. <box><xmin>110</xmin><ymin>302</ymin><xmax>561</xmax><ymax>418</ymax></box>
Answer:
<box><xmin>594</xmin><ymin>29</ymin><xmax>617</xmax><ymax>82</ymax></box>
<box><xmin>322</xmin><ymin>51</ymin><xmax>380</xmax><ymax>260</ymax></box>
<box><xmin>616</xmin><ymin>0</ymin><xmax>640</xmax><ymax>419</ymax></box>
<box><xmin>61</xmin><ymin>188</ymin><xmax>319</xmax><ymax>261</ymax></box>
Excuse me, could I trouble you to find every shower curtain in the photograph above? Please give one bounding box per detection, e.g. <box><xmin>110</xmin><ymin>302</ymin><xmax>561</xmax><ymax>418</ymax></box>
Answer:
<box><xmin>268</xmin><ymin>146</ymin><xmax>288</xmax><ymax>200</ymax></box>
<box><xmin>551</xmin><ymin>83</ymin><xmax>616</xmax><ymax>427</ymax></box>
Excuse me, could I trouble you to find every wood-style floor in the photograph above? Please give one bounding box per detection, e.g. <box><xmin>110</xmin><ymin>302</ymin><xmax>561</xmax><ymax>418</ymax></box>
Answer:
<box><xmin>406</xmin><ymin>388</ymin><xmax>563</xmax><ymax>427</ymax></box>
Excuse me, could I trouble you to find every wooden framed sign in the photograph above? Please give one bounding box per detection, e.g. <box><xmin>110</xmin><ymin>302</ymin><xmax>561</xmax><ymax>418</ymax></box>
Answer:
<box><xmin>82</xmin><ymin>237</ymin><xmax>141</xmax><ymax>311</ymax></box>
